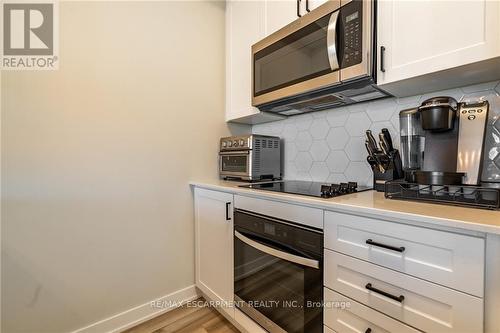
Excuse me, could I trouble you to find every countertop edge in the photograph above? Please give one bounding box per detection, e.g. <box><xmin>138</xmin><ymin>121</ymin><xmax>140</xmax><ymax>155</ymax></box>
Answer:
<box><xmin>189</xmin><ymin>181</ymin><xmax>500</xmax><ymax>236</ymax></box>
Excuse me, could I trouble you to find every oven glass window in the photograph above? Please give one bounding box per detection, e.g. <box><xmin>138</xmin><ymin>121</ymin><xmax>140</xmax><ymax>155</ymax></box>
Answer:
<box><xmin>254</xmin><ymin>13</ymin><xmax>333</xmax><ymax>97</ymax></box>
<box><xmin>234</xmin><ymin>232</ymin><xmax>322</xmax><ymax>333</ymax></box>
<box><xmin>221</xmin><ymin>155</ymin><xmax>248</xmax><ymax>173</ymax></box>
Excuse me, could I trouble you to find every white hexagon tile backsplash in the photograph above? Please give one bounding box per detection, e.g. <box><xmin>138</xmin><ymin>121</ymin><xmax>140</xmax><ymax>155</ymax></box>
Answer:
<box><xmin>253</xmin><ymin>80</ymin><xmax>500</xmax><ymax>186</ymax></box>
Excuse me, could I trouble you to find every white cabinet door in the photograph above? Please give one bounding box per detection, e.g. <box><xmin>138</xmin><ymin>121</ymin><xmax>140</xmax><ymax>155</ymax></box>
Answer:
<box><xmin>377</xmin><ymin>0</ymin><xmax>500</xmax><ymax>86</ymax></box>
<box><xmin>194</xmin><ymin>188</ymin><xmax>234</xmax><ymax>317</ymax></box>
<box><xmin>226</xmin><ymin>0</ymin><xmax>265</xmax><ymax>122</ymax></box>
<box><xmin>307</xmin><ymin>0</ymin><xmax>328</xmax><ymax>12</ymax></box>
<box><xmin>265</xmin><ymin>0</ymin><xmax>300</xmax><ymax>36</ymax></box>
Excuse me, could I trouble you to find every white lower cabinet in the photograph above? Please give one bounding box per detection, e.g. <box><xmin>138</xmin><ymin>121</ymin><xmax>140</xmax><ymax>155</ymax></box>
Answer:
<box><xmin>325</xmin><ymin>250</ymin><xmax>483</xmax><ymax>333</ymax></box>
<box><xmin>324</xmin><ymin>211</ymin><xmax>485</xmax><ymax>297</ymax></box>
<box><xmin>324</xmin><ymin>288</ymin><xmax>421</xmax><ymax>333</ymax></box>
<box><xmin>194</xmin><ymin>188</ymin><xmax>234</xmax><ymax>317</ymax></box>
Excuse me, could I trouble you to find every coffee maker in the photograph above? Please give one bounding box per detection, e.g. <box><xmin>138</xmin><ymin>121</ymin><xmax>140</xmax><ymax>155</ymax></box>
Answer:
<box><xmin>399</xmin><ymin>96</ymin><xmax>489</xmax><ymax>186</ymax></box>
<box><xmin>385</xmin><ymin>96</ymin><xmax>500</xmax><ymax>209</ymax></box>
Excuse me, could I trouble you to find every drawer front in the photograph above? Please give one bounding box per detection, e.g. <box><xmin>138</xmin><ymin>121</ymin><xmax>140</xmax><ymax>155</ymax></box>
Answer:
<box><xmin>234</xmin><ymin>195</ymin><xmax>323</xmax><ymax>229</ymax></box>
<box><xmin>324</xmin><ymin>288</ymin><xmax>421</xmax><ymax>333</ymax></box>
<box><xmin>325</xmin><ymin>250</ymin><xmax>483</xmax><ymax>333</ymax></box>
<box><xmin>324</xmin><ymin>211</ymin><xmax>484</xmax><ymax>297</ymax></box>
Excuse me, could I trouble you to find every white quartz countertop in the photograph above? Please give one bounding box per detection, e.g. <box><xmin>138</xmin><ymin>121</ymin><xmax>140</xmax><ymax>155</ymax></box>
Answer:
<box><xmin>190</xmin><ymin>180</ymin><xmax>500</xmax><ymax>235</ymax></box>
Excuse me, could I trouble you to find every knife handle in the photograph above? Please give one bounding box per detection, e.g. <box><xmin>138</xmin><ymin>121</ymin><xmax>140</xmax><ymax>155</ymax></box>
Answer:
<box><xmin>381</xmin><ymin>128</ymin><xmax>394</xmax><ymax>151</ymax></box>
<box><xmin>366</xmin><ymin>130</ymin><xmax>379</xmax><ymax>152</ymax></box>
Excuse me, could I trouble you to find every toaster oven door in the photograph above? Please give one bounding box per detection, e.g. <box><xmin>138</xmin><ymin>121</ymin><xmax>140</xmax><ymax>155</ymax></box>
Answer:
<box><xmin>219</xmin><ymin>151</ymin><xmax>252</xmax><ymax>179</ymax></box>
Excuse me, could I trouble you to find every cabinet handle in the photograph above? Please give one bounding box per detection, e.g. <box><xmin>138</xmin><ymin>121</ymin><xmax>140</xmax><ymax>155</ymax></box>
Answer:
<box><xmin>365</xmin><ymin>283</ymin><xmax>405</xmax><ymax>303</ymax></box>
<box><xmin>305</xmin><ymin>0</ymin><xmax>311</xmax><ymax>12</ymax></box>
<box><xmin>225</xmin><ymin>202</ymin><xmax>231</xmax><ymax>221</ymax></box>
<box><xmin>380</xmin><ymin>46</ymin><xmax>386</xmax><ymax>72</ymax></box>
<box><xmin>365</xmin><ymin>329</ymin><xmax>372</xmax><ymax>333</ymax></box>
<box><xmin>297</xmin><ymin>0</ymin><xmax>302</xmax><ymax>17</ymax></box>
<box><xmin>366</xmin><ymin>239</ymin><xmax>405</xmax><ymax>253</ymax></box>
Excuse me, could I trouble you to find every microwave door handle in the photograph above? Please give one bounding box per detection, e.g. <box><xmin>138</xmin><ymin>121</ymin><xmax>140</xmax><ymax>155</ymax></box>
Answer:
<box><xmin>234</xmin><ymin>231</ymin><xmax>320</xmax><ymax>269</ymax></box>
<box><xmin>327</xmin><ymin>10</ymin><xmax>340</xmax><ymax>71</ymax></box>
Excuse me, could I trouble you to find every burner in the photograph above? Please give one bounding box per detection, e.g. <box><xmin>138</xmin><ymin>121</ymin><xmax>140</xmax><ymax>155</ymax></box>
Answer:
<box><xmin>240</xmin><ymin>181</ymin><xmax>370</xmax><ymax>198</ymax></box>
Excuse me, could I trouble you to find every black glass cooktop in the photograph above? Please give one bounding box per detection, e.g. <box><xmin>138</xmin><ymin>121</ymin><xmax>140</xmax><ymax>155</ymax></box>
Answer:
<box><xmin>240</xmin><ymin>181</ymin><xmax>371</xmax><ymax>198</ymax></box>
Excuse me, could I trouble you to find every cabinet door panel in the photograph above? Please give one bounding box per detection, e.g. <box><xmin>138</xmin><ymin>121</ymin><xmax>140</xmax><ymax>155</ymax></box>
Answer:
<box><xmin>195</xmin><ymin>188</ymin><xmax>234</xmax><ymax>316</ymax></box>
<box><xmin>226</xmin><ymin>0</ymin><xmax>265</xmax><ymax>121</ymax></box>
<box><xmin>377</xmin><ymin>0</ymin><xmax>500</xmax><ymax>85</ymax></box>
<box><xmin>265</xmin><ymin>0</ymin><xmax>300</xmax><ymax>36</ymax></box>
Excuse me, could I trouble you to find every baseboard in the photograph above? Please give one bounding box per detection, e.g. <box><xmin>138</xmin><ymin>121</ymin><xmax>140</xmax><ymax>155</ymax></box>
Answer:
<box><xmin>71</xmin><ymin>285</ymin><xmax>200</xmax><ymax>333</ymax></box>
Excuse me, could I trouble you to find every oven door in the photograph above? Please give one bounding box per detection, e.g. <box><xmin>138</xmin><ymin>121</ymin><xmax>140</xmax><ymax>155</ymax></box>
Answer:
<box><xmin>234</xmin><ymin>212</ymin><xmax>323</xmax><ymax>333</ymax></box>
<box><xmin>252</xmin><ymin>1</ymin><xmax>341</xmax><ymax>107</ymax></box>
<box><xmin>219</xmin><ymin>151</ymin><xmax>251</xmax><ymax>179</ymax></box>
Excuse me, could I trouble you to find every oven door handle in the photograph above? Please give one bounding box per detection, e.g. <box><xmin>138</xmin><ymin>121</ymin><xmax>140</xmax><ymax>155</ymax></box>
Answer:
<box><xmin>326</xmin><ymin>10</ymin><xmax>340</xmax><ymax>71</ymax></box>
<box><xmin>219</xmin><ymin>150</ymin><xmax>250</xmax><ymax>155</ymax></box>
<box><xmin>235</xmin><ymin>231</ymin><xmax>320</xmax><ymax>269</ymax></box>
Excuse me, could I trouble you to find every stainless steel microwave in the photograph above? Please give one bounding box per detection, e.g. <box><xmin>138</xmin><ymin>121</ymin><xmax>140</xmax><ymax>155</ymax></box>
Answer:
<box><xmin>252</xmin><ymin>0</ymin><xmax>390</xmax><ymax>115</ymax></box>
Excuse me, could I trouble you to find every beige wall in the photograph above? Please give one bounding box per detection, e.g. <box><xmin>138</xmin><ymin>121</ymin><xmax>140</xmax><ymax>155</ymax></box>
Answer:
<box><xmin>1</xmin><ymin>1</ymin><xmax>248</xmax><ymax>332</ymax></box>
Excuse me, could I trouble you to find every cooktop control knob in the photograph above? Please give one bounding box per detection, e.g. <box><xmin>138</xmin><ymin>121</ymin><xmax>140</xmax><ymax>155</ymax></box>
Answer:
<box><xmin>348</xmin><ymin>182</ymin><xmax>358</xmax><ymax>192</ymax></box>
<box><xmin>222</xmin><ymin>141</ymin><xmax>227</xmax><ymax>147</ymax></box>
<box><xmin>320</xmin><ymin>185</ymin><xmax>332</xmax><ymax>198</ymax></box>
<box><xmin>228</xmin><ymin>141</ymin><xmax>233</xmax><ymax>147</ymax></box>
<box><xmin>239</xmin><ymin>139</ymin><xmax>245</xmax><ymax>146</ymax></box>
<box><xmin>331</xmin><ymin>184</ymin><xmax>341</xmax><ymax>194</ymax></box>
<box><xmin>233</xmin><ymin>140</ymin><xmax>239</xmax><ymax>147</ymax></box>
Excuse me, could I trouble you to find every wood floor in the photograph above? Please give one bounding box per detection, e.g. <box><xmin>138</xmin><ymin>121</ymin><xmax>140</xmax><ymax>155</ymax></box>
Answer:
<box><xmin>124</xmin><ymin>298</ymin><xmax>240</xmax><ymax>333</ymax></box>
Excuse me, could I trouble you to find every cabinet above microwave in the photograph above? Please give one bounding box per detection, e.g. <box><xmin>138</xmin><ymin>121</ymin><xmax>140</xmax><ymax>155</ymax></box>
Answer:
<box><xmin>225</xmin><ymin>0</ymin><xmax>500</xmax><ymax>124</ymax></box>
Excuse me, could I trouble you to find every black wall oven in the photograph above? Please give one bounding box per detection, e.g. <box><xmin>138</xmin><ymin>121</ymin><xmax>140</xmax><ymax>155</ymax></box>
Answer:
<box><xmin>234</xmin><ymin>209</ymin><xmax>323</xmax><ymax>333</ymax></box>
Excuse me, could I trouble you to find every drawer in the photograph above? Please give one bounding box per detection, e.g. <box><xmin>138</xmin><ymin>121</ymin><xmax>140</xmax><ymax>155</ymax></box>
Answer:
<box><xmin>235</xmin><ymin>195</ymin><xmax>323</xmax><ymax>229</ymax></box>
<box><xmin>324</xmin><ymin>211</ymin><xmax>484</xmax><ymax>297</ymax></box>
<box><xmin>325</xmin><ymin>250</ymin><xmax>483</xmax><ymax>333</ymax></box>
<box><xmin>324</xmin><ymin>288</ymin><xmax>421</xmax><ymax>333</ymax></box>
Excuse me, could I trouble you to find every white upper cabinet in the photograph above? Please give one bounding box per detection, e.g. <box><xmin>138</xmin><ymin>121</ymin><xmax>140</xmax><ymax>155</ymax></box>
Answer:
<box><xmin>226</xmin><ymin>0</ymin><xmax>285</xmax><ymax>124</ymax></box>
<box><xmin>377</xmin><ymin>0</ymin><xmax>500</xmax><ymax>93</ymax></box>
<box><xmin>307</xmin><ymin>0</ymin><xmax>328</xmax><ymax>12</ymax></box>
<box><xmin>226</xmin><ymin>0</ymin><xmax>265</xmax><ymax>123</ymax></box>
<box><xmin>265</xmin><ymin>0</ymin><xmax>300</xmax><ymax>36</ymax></box>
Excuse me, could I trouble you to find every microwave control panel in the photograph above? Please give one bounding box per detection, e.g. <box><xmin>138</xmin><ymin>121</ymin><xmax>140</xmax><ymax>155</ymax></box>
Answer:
<box><xmin>341</xmin><ymin>0</ymin><xmax>363</xmax><ymax>68</ymax></box>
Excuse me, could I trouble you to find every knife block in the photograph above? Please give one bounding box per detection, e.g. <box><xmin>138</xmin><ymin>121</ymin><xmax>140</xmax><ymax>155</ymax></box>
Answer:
<box><xmin>370</xmin><ymin>150</ymin><xmax>404</xmax><ymax>192</ymax></box>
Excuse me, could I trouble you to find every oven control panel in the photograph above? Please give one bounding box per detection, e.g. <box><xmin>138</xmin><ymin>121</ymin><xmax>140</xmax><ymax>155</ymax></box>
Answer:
<box><xmin>220</xmin><ymin>136</ymin><xmax>251</xmax><ymax>150</ymax></box>
<box><xmin>341</xmin><ymin>0</ymin><xmax>363</xmax><ymax>68</ymax></box>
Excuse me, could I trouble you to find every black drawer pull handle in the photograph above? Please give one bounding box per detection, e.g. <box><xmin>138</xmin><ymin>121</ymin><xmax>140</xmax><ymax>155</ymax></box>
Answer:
<box><xmin>366</xmin><ymin>283</ymin><xmax>405</xmax><ymax>303</ymax></box>
<box><xmin>380</xmin><ymin>46</ymin><xmax>386</xmax><ymax>72</ymax></box>
<box><xmin>366</xmin><ymin>239</ymin><xmax>405</xmax><ymax>253</ymax></box>
<box><xmin>297</xmin><ymin>0</ymin><xmax>302</xmax><ymax>17</ymax></box>
<box><xmin>365</xmin><ymin>329</ymin><xmax>372</xmax><ymax>333</ymax></box>
<box><xmin>225</xmin><ymin>202</ymin><xmax>231</xmax><ymax>221</ymax></box>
